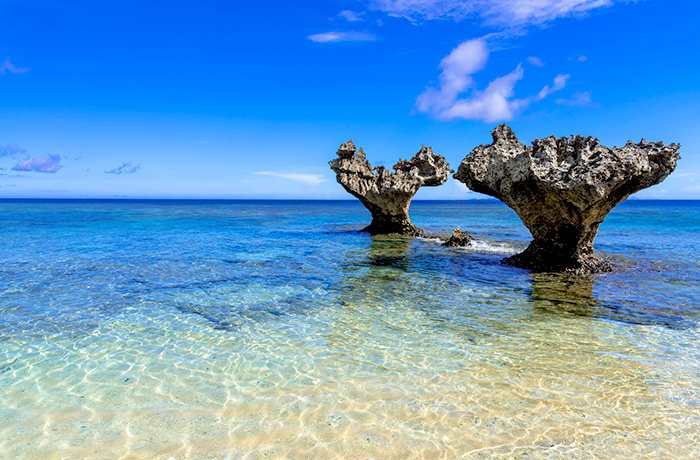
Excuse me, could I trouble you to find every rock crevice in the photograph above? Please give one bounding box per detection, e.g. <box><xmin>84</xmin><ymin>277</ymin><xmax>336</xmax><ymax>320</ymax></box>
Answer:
<box><xmin>454</xmin><ymin>124</ymin><xmax>680</xmax><ymax>273</ymax></box>
<box><xmin>330</xmin><ymin>140</ymin><xmax>451</xmax><ymax>235</ymax></box>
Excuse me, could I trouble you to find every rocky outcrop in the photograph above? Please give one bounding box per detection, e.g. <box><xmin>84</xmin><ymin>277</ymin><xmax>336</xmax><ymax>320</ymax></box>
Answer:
<box><xmin>329</xmin><ymin>140</ymin><xmax>451</xmax><ymax>235</ymax></box>
<box><xmin>454</xmin><ymin>125</ymin><xmax>680</xmax><ymax>273</ymax></box>
<box><xmin>442</xmin><ymin>228</ymin><xmax>473</xmax><ymax>247</ymax></box>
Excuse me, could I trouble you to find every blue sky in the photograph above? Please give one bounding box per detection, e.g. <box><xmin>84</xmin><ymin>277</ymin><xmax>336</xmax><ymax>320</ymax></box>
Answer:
<box><xmin>1</xmin><ymin>0</ymin><xmax>698</xmax><ymax>199</ymax></box>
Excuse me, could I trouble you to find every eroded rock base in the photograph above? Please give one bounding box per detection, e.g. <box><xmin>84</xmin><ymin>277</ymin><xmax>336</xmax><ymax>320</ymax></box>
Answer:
<box><xmin>362</xmin><ymin>215</ymin><xmax>421</xmax><ymax>237</ymax></box>
<box><xmin>503</xmin><ymin>241</ymin><xmax>613</xmax><ymax>274</ymax></box>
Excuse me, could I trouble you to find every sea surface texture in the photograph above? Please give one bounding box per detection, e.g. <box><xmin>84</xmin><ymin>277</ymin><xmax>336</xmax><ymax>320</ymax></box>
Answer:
<box><xmin>1</xmin><ymin>199</ymin><xmax>698</xmax><ymax>459</ymax></box>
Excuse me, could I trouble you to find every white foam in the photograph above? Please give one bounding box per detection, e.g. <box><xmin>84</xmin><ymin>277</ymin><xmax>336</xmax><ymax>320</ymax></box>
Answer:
<box><xmin>464</xmin><ymin>238</ymin><xmax>520</xmax><ymax>254</ymax></box>
<box><xmin>419</xmin><ymin>236</ymin><xmax>520</xmax><ymax>255</ymax></box>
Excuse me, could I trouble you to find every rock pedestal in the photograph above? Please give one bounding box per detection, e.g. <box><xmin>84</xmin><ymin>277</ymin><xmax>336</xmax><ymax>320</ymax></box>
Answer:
<box><xmin>454</xmin><ymin>125</ymin><xmax>680</xmax><ymax>273</ymax></box>
<box><xmin>329</xmin><ymin>140</ymin><xmax>451</xmax><ymax>236</ymax></box>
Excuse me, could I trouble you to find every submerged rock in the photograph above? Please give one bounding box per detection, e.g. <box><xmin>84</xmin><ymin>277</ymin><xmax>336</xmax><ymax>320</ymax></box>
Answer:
<box><xmin>329</xmin><ymin>140</ymin><xmax>451</xmax><ymax>236</ymax></box>
<box><xmin>454</xmin><ymin>124</ymin><xmax>680</xmax><ymax>273</ymax></box>
<box><xmin>442</xmin><ymin>228</ymin><xmax>473</xmax><ymax>247</ymax></box>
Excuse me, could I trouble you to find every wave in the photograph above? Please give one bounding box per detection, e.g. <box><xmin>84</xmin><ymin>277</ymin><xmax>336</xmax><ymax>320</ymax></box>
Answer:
<box><xmin>418</xmin><ymin>236</ymin><xmax>520</xmax><ymax>254</ymax></box>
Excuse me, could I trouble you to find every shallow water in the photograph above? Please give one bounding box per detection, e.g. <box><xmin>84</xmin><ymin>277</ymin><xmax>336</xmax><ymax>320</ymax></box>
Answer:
<box><xmin>0</xmin><ymin>199</ymin><xmax>699</xmax><ymax>459</ymax></box>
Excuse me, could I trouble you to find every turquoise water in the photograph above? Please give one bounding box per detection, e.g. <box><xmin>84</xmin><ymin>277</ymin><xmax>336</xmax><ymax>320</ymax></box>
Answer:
<box><xmin>0</xmin><ymin>199</ymin><xmax>699</xmax><ymax>459</ymax></box>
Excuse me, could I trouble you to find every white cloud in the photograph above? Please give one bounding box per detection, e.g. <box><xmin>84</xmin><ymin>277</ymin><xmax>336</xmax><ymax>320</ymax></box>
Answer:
<box><xmin>105</xmin><ymin>161</ymin><xmax>141</xmax><ymax>174</ymax></box>
<box><xmin>338</xmin><ymin>10</ymin><xmax>365</xmax><ymax>22</ymax></box>
<box><xmin>556</xmin><ymin>90</ymin><xmax>595</xmax><ymax>107</ymax></box>
<box><xmin>370</xmin><ymin>0</ymin><xmax>622</xmax><ymax>27</ymax></box>
<box><xmin>0</xmin><ymin>144</ymin><xmax>26</xmax><ymax>158</ymax></box>
<box><xmin>415</xmin><ymin>38</ymin><xmax>489</xmax><ymax>114</ymax></box>
<box><xmin>0</xmin><ymin>57</ymin><xmax>29</xmax><ymax>75</ymax></box>
<box><xmin>452</xmin><ymin>179</ymin><xmax>475</xmax><ymax>195</ymax></box>
<box><xmin>578</xmin><ymin>55</ymin><xmax>588</xmax><ymax>61</ymax></box>
<box><xmin>415</xmin><ymin>38</ymin><xmax>569</xmax><ymax>122</ymax></box>
<box><xmin>526</xmin><ymin>56</ymin><xmax>544</xmax><ymax>66</ymax></box>
<box><xmin>370</xmin><ymin>0</ymin><xmax>477</xmax><ymax>21</ymax></box>
<box><xmin>12</xmin><ymin>154</ymin><xmax>62</xmax><ymax>173</ymax></box>
<box><xmin>537</xmin><ymin>74</ymin><xmax>569</xmax><ymax>100</ymax></box>
<box><xmin>439</xmin><ymin>64</ymin><xmax>527</xmax><ymax>122</ymax></box>
<box><xmin>254</xmin><ymin>171</ymin><xmax>328</xmax><ymax>185</ymax></box>
<box><xmin>308</xmin><ymin>31</ymin><xmax>377</xmax><ymax>43</ymax></box>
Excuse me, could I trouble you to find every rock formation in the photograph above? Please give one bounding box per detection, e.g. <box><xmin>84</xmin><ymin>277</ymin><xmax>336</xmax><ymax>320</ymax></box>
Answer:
<box><xmin>442</xmin><ymin>228</ymin><xmax>473</xmax><ymax>247</ymax></box>
<box><xmin>454</xmin><ymin>124</ymin><xmax>680</xmax><ymax>273</ymax></box>
<box><xmin>329</xmin><ymin>140</ymin><xmax>451</xmax><ymax>236</ymax></box>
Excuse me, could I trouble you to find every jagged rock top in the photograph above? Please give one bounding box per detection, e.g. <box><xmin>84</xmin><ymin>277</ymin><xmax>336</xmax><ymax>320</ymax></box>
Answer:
<box><xmin>329</xmin><ymin>140</ymin><xmax>452</xmax><ymax>235</ymax></box>
<box><xmin>330</xmin><ymin>140</ymin><xmax>452</xmax><ymax>198</ymax></box>
<box><xmin>455</xmin><ymin>124</ymin><xmax>680</xmax><ymax>208</ymax></box>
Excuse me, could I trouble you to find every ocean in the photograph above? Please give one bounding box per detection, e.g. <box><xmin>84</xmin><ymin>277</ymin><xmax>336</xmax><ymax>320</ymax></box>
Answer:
<box><xmin>0</xmin><ymin>199</ymin><xmax>698</xmax><ymax>459</ymax></box>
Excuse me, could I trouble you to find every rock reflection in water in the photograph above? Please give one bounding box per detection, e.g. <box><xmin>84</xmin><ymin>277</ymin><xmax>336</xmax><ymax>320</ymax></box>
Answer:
<box><xmin>528</xmin><ymin>272</ymin><xmax>693</xmax><ymax>328</ymax></box>
<box><xmin>529</xmin><ymin>273</ymin><xmax>598</xmax><ymax>317</ymax></box>
<box><xmin>363</xmin><ymin>237</ymin><xmax>411</xmax><ymax>270</ymax></box>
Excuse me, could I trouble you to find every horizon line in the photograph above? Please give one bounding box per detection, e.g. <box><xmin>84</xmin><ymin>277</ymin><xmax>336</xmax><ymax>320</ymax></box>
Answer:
<box><xmin>0</xmin><ymin>197</ymin><xmax>698</xmax><ymax>202</ymax></box>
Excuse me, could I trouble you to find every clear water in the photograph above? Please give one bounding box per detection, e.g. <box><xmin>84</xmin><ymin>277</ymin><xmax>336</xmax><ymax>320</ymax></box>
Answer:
<box><xmin>0</xmin><ymin>199</ymin><xmax>698</xmax><ymax>459</ymax></box>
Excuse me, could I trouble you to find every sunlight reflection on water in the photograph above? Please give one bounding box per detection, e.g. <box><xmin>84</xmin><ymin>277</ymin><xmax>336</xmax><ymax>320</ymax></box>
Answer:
<box><xmin>0</xmin><ymin>200</ymin><xmax>698</xmax><ymax>459</ymax></box>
